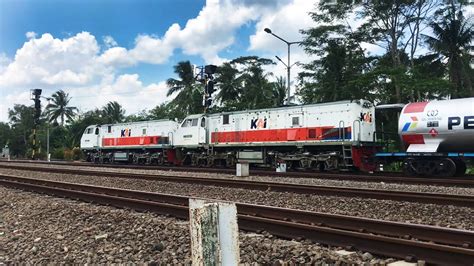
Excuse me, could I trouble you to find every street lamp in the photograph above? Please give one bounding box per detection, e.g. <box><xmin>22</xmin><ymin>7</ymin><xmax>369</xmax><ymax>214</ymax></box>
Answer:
<box><xmin>264</xmin><ymin>28</ymin><xmax>302</xmax><ymax>105</ymax></box>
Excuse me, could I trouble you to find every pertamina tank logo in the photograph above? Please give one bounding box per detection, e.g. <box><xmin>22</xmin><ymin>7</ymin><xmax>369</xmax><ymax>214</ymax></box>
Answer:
<box><xmin>402</xmin><ymin>116</ymin><xmax>418</xmax><ymax>132</ymax></box>
<box><xmin>121</xmin><ymin>128</ymin><xmax>132</xmax><ymax>137</ymax></box>
<box><xmin>250</xmin><ymin>118</ymin><xmax>267</xmax><ymax>129</ymax></box>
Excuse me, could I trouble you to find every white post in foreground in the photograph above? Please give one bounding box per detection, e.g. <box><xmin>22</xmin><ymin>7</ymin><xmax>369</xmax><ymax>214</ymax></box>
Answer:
<box><xmin>276</xmin><ymin>162</ymin><xmax>287</xmax><ymax>173</ymax></box>
<box><xmin>189</xmin><ymin>199</ymin><xmax>239</xmax><ymax>266</ymax></box>
<box><xmin>236</xmin><ymin>163</ymin><xmax>249</xmax><ymax>177</ymax></box>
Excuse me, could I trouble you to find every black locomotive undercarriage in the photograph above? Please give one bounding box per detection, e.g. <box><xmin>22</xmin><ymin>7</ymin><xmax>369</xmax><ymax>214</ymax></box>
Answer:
<box><xmin>84</xmin><ymin>144</ymin><xmax>359</xmax><ymax>172</ymax></box>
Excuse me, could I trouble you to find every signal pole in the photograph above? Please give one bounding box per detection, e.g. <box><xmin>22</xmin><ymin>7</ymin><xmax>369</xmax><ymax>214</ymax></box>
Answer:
<box><xmin>31</xmin><ymin>89</ymin><xmax>42</xmax><ymax>159</ymax></box>
<box><xmin>200</xmin><ymin>65</ymin><xmax>217</xmax><ymax>114</ymax></box>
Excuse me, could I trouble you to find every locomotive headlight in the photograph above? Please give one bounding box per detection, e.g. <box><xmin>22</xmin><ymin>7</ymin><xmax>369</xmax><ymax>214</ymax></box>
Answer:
<box><xmin>267</xmin><ymin>151</ymin><xmax>275</xmax><ymax>156</ymax></box>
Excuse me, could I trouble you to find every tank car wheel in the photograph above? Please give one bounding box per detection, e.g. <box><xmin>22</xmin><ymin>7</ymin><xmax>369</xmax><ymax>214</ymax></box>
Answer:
<box><xmin>453</xmin><ymin>159</ymin><xmax>466</xmax><ymax>177</ymax></box>
<box><xmin>436</xmin><ymin>158</ymin><xmax>456</xmax><ymax>177</ymax></box>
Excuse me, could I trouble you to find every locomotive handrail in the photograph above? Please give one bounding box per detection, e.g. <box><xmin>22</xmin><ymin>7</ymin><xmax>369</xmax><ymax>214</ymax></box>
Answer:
<box><xmin>338</xmin><ymin>121</ymin><xmax>345</xmax><ymax>141</ymax></box>
<box><xmin>352</xmin><ymin>120</ymin><xmax>361</xmax><ymax>142</ymax></box>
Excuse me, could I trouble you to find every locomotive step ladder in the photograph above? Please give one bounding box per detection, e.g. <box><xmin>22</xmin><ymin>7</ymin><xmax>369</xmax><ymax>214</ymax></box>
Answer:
<box><xmin>342</xmin><ymin>145</ymin><xmax>353</xmax><ymax>167</ymax></box>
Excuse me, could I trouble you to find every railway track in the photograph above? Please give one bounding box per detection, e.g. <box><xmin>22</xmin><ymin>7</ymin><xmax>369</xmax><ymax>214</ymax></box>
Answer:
<box><xmin>2</xmin><ymin>159</ymin><xmax>473</xmax><ymax>187</ymax></box>
<box><xmin>0</xmin><ymin>163</ymin><xmax>473</xmax><ymax>207</ymax></box>
<box><xmin>0</xmin><ymin>174</ymin><xmax>472</xmax><ymax>265</ymax></box>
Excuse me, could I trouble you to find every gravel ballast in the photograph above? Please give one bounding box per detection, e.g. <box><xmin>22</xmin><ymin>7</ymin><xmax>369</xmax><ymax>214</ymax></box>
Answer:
<box><xmin>0</xmin><ymin>187</ymin><xmax>394</xmax><ymax>264</ymax></box>
<box><xmin>0</xmin><ymin>168</ymin><xmax>472</xmax><ymax>230</ymax></box>
<box><xmin>0</xmin><ymin>162</ymin><xmax>472</xmax><ymax>195</ymax></box>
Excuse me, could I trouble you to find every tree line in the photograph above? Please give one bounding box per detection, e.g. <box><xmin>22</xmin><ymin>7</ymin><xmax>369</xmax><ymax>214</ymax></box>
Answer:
<box><xmin>0</xmin><ymin>0</ymin><xmax>471</xmax><ymax>159</ymax></box>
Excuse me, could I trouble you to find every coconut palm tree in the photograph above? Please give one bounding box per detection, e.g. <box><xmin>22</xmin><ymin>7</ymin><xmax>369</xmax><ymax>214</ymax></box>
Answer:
<box><xmin>44</xmin><ymin>90</ymin><xmax>77</xmax><ymax>126</ymax></box>
<box><xmin>102</xmin><ymin>101</ymin><xmax>125</xmax><ymax>124</ymax></box>
<box><xmin>166</xmin><ymin>61</ymin><xmax>202</xmax><ymax>117</ymax></box>
<box><xmin>424</xmin><ymin>3</ymin><xmax>473</xmax><ymax>98</ymax></box>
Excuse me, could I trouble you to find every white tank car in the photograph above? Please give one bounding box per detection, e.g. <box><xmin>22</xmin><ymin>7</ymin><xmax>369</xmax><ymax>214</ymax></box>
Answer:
<box><xmin>399</xmin><ymin>97</ymin><xmax>474</xmax><ymax>153</ymax></box>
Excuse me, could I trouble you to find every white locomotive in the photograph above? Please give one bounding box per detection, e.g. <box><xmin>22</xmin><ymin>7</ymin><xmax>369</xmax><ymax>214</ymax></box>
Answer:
<box><xmin>81</xmin><ymin>99</ymin><xmax>378</xmax><ymax>171</ymax></box>
<box><xmin>81</xmin><ymin>120</ymin><xmax>179</xmax><ymax>164</ymax></box>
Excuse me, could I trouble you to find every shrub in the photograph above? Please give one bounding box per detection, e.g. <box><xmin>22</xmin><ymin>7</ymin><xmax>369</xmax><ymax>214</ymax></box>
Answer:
<box><xmin>52</xmin><ymin>148</ymin><xmax>65</xmax><ymax>160</ymax></box>
<box><xmin>63</xmin><ymin>148</ymin><xmax>74</xmax><ymax>161</ymax></box>
<box><xmin>72</xmin><ymin>147</ymin><xmax>82</xmax><ymax>161</ymax></box>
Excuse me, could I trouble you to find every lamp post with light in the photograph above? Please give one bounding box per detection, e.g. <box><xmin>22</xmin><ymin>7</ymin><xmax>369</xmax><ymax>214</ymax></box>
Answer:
<box><xmin>264</xmin><ymin>28</ymin><xmax>302</xmax><ymax>105</ymax></box>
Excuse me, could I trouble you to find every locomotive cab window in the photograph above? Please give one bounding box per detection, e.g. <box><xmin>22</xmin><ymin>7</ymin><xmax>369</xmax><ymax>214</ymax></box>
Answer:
<box><xmin>95</xmin><ymin>128</ymin><xmax>99</xmax><ymax>135</ymax></box>
<box><xmin>142</xmin><ymin>128</ymin><xmax>146</xmax><ymax>135</ymax></box>
<box><xmin>223</xmin><ymin>114</ymin><xmax>229</xmax><ymax>125</ymax></box>
<box><xmin>201</xmin><ymin>117</ymin><xmax>206</xmax><ymax>127</ymax></box>
<box><xmin>182</xmin><ymin>118</ymin><xmax>198</xmax><ymax>127</ymax></box>
<box><xmin>108</xmin><ymin>126</ymin><xmax>112</xmax><ymax>133</ymax></box>
<box><xmin>85</xmin><ymin>128</ymin><xmax>93</xmax><ymax>134</ymax></box>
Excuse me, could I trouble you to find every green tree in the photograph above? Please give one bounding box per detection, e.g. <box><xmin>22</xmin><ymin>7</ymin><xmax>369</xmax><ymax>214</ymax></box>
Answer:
<box><xmin>124</xmin><ymin>110</ymin><xmax>149</xmax><ymax>122</ymax></box>
<box><xmin>298</xmin><ymin>39</ymin><xmax>371</xmax><ymax>103</ymax></box>
<box><xmin>8</xmin><ymin>104</ymin><xmax>35</xmax><ymax>156</ymax></box>
<box><xmin>272</xmin><ymin>76</ymin><xmax>286</xmax><ymax>107</ymax></box>
<box><xmin>166</xmin><ymin>61</ymin><xmax>203</xmax><ymax>117</ymax></box>
<box><xmin>0</xmin><ymin>122</ymin><xmax>12</xmax><ymax>151</ymax></box>
<box><xmin>101</xmin><ymin>101</ymin><xmax>125</xmax><ymax>123</ymax></box>
<box><xmin>215</xmin><ymin>62</ymin><xmax>242</xmax><ymax>111</ymax></box>
<box><xmin>424</xmin><ymin>1</ymin><xmax>473</xmax><ymax>98</ymax></box>
<box><xmin>44</xmin><ymin>90</ymin><xmax>78</xmax><ymax>126</ymax></box>
<box><xmin>67</xmin><ymin>109</ymin><xmax>104</xmax><ymax>147</ymax></box>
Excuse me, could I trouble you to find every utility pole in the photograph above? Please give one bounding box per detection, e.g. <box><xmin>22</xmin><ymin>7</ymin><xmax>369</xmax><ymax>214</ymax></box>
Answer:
<box><xmin>264</xmin><ymin>28</ymin><xmax>302</xmax><ymax>105</ymax></box>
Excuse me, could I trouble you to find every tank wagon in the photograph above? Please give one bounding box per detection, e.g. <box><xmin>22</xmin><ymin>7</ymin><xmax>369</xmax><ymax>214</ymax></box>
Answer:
<box><xmin>81</xmin><ymin>99</ymin><xmax>378</xmax><ymax>172</ymax></box>
<box><xmin>81</xmin><ymin>120</ymin><xmax>179</xmax><ymax>164</ymax></box>
<box><xmin>377</xmin><ymin>97</ymin><xmax>474</xmax><ymax>177</ymax></box>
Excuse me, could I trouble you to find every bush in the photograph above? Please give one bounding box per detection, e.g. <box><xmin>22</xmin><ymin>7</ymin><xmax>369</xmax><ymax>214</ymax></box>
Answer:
<box><xmin>52</xmin><ymin>148</ymin><xmax>65</xmax><ymax>160</ymax></box>
<box><xmin>72</xmin><ymin>147</ymin><xmax>82</xmax><ymax>161</ymax></box>
<box><xmin>64</xmin><ymin>148</ymin><xmax>74</xmax><ymax>161</ymax></box>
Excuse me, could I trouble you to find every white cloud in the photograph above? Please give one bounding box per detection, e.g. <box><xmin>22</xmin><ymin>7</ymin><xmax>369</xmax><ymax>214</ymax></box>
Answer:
<box><xmin>0</xmin><ymin>32</ymin><xmax>106</xmax><ymax>88</ymax></box>
<box><xmin>25</xmin><ymin>31</ymin><xmax>37</xmax><ymax>39</ymax></box>
<box><xmin>102</xmin><ymin>35</ymin><xmax>118</xmax><ymax>48</ymax></box>
<box><xmin>0</xmin><ymin>0</ymin><xmax>317</xmax><ymax>122</ymax></box>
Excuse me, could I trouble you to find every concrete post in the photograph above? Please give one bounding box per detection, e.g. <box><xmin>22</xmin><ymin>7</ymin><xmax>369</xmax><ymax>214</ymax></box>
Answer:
<box><xmin>189</xmin><ymin>199</ymin><xmax>239</xmax><ymax>266</ymax></box>
<box><xmin>236</xmin><ymin>163</ymin><xmax>249</xmax><ymax>177</ymax></box>
<box><xmin>276</xmin><ymin>162</ymin><xmax>287</xmax><ymax>173</ymax></box>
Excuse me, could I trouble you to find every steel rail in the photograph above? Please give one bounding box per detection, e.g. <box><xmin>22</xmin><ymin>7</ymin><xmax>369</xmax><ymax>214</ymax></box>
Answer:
<box><xmin>0</xmin><ymin>163</ymin><xmax>473</xmax><ymax>207</ymax></box>
<box><xmin>1</xmin><ymin>159</ymin><xmax>473</xmax><ymax>187</ymax></box>
<box><xmin>0</xmin><ymin>174</ymin><xmax>473</xmax><ymax>265</ymax></box>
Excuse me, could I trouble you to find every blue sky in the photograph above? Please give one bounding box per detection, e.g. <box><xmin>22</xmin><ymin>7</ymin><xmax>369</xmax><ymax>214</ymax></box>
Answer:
<box><xmin>1</xmin><ymin>0</ymin><xmax>208</xmax><ymax>83</ymax></box>
<box><xmin>0</xmin><ymin>0</ymin><xmax>316</xmax><ymax>121</ymax></box>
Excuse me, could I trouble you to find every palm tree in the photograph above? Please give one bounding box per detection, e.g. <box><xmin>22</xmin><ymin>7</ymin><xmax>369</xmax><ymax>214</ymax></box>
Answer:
<box><xmin>272</xmin><ymin>76</ymin><xmax>286</xmax><ymax>107</ymax></box>
<box><xmin>215</xmin><ymin>62</ymin><xmax>242</xmax><ymax>110</ymax></box>
<box><xmin>166</xmin><ymin>61</ymin><xmax>202</xmax><ymax>116</ymax></box>
<box><xmin>44</xmin><ymin>90</ymin><xmax>78</xmax><ymax>126</ymax></box>
<box><xmin>424</xmin><ymin>3</ymin><xmax>473</xmax><ymax>98</ymax></box>
<box><xmin>102</xmin><ymin>101</ymin><xmax>125</xmax><ymax>123</ymax></box>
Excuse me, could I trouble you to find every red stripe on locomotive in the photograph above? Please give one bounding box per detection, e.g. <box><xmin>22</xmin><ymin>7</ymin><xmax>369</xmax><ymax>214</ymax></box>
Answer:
<box><xmin>102</xmin><ymin>136</ymin><xmax>163</xmax><ymax>147</ymax></box>
<box><xmin>211</xmin><ymin>127</ymin><xmax>351</xmax><ymax>143</ymax></box>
